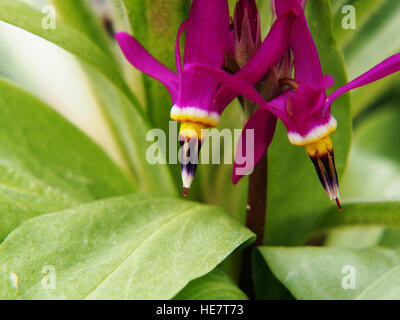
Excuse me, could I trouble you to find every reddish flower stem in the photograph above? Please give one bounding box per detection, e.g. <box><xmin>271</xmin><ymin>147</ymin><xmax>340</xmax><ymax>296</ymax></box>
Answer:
<box><xmin>239</xmin><ymin>152</ymin><xmax>268</xmax><ymax>298</ymax></box>
<box><xmin>246</xmin><ymin>153</ymin><xmax>268</xmax><ymax>246</ymax></box>
<box><xmin>238</xmin><ymin>71</ymin><xmax>278</xmax><ymax>298</ymax></box>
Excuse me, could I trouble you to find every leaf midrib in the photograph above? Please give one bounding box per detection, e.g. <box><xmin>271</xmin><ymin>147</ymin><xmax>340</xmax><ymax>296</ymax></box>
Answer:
<box><xmin>83</xmin><ymin>204</ymin><xmax>201</xmax><ymax>299</ymax></box>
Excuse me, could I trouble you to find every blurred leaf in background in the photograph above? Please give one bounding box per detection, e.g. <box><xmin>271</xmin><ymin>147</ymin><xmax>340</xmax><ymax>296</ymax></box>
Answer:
<box><xmin>326</xmin><ymin>0</ymin><xmax>400</xmax><ymax>253</ymax></box>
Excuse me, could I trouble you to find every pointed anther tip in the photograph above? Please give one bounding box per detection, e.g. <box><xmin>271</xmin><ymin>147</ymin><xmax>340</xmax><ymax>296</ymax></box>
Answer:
<box><xmin>183</xmin><ymin>188</ymin><xmax>189</xmax><ymax>197</ymax></box>
<box><xmin>335</xmin><ymin>198</ymin><xmax>343</xmax><ymax>211</ymax></box>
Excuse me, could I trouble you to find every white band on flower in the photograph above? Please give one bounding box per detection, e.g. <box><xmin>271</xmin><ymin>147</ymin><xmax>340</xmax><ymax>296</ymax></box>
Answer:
<box><xmin>170</xmin><ymin>105</ymin><xmax>220</xmax><ymax>127</ymax></box>
<box><xmin>288</xmin><ymin>116</ymin><xmax>337</xmax><ymax>146</ymax></box>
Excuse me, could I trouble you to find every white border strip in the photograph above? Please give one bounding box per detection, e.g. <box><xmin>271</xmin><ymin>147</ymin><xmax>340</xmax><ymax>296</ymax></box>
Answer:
<box><xmin>288</xmin><ymin>116</ymin><xmax>337</xmax><ymax>146</ymax></box>
<box><xmin>170</xmin><ymin>105</ymin><xmax>220</xmax><ymax>123</ymax></box>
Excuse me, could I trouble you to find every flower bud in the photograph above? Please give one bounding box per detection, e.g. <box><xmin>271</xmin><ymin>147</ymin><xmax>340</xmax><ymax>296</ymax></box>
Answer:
<box><xmin>233</xmin><ymin>0</ymin><xmax>261</xmax><ymax>68</ymax></box>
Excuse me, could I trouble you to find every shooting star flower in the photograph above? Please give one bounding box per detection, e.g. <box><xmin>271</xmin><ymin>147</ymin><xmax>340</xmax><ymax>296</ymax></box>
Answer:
<box><xmin>216</xmin><ymin>0</ymin><xmax>400</xmax><ymax>209</ymax></box>
<box><xmin>116</xmin><ymin>0</ymin><xmax>295</xmax><ymax>195</ymax></box>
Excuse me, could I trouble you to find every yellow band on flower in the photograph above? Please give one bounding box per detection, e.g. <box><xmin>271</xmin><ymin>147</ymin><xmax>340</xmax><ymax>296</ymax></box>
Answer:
<box><xmin>179</xmin><ymin>122</ymin><xmax>208</xmax><ymax>141</ymax></box>
<box><xmin>305</xmin><ymin>135</ymin><xmax>333</xmax><ymax>157</ymax></box>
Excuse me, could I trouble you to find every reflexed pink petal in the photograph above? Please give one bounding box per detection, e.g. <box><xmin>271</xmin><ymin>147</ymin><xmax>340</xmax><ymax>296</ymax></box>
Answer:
<box><xmin>184</xmin><ymin>62</ymin><xmax>287</xmax><ymax>118</ymax></box>
<box><xmin>175</xmin><ymin>20</ymin><xmax>188</xmax><ymax>81</ymax></box>
<box><xmin>115</xmin><ymin>32</ymin><xmax>178</xmax><ymax>101</ymax></box>
<box><xmin>184</xmin><ymin>0</ymin><xmax>229</xmax><ymax>67</ymax></box>
<box><xmin>179</xmin><ymin>0</ymin><xmax>230</xmax><ymax>111</ymax></box>
<box><xmin>233</xmin><ymin>108</ymin><xmax>277</xmax><ymax>184</ymax></box>
<box><xmin>327</xmin><ymin>53</ymin><xmax>400</xmax><ymax>108</ymax></box>
<box><xmin>321</xmin><ymin>74</ymin><xmax>335</xmax><ymax>90</ymax></box>
<box><xmin>275</xmin><ymin>0</ymin><xmax>323</xmax><ymax>86</ymax></box>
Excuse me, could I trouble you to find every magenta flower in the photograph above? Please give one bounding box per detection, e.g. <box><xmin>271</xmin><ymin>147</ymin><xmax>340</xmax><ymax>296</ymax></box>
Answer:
<box><xmin>228</xmin><ymin>0</ymin><xmax>400</xmax><ymax>208</ymax></box>
<box><xmin>116</xmin><ymin>0</ymin><xmax>295</xmax><ymax>194</ymax></box>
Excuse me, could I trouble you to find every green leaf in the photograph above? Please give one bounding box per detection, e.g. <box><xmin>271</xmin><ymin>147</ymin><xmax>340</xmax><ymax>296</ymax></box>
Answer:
<box><xmin>332</xmin><ymin>0</ymin><xmax>384</xmax><ymax>49</ymax></box>
<box><xmin>344</xmin><ymin>0</ymin><xmax>400</xmax><ymax>78</ymax></box>
<box><xmin>356</xmin><ymin>265</ymin><xmax>400</xmax><ymax>299</ymax></box>
<box><xmin>0</xmin><ymin>194</ymin><xmax>254</xmax><ymax>300</ymax></box>
<box><xmin>116</xmin><ymin>0</ymin><xmax>190</xmax><ymax>132</ymax></box>
<box><xmin>265</xmin><ymin>0</ymin><xmax>352</xmax><ymax>246</ymax></box>
<box><xmin>259</xmin><ymin>246</ymin><xmax>400</xmax><ymax>299</ymax></box>
<box><xmin>173</xmin><ymin>267</ymin><xmax>248</xmax><ymax>300</ymax></box>
<box><xmin>319</xmin><ymin>201</ymin><xmax>400</xmax><ymax>231</ymax></box>
<box><xmin>342</xmin><ymin>0</ymin><xmax>400</xmax><ymax>116</ymax></box>
<box><xmin>342</xmin><ymin>101</ymin><xmax>400</xmax><ymax>201</ymax></box>
<box><xmin>0</xmin><ymin>78</ymin><xmax>135</xmax><ymax>240</ymax></box>
<box><xmin>85</xmin><ymin>68</ymin><xmax>179</xmax><ymax>196</ymax></box>
<box><xmin>325</xmin><ymin>226</ymin><xmax>385</xmax><ymax>249</ymax></box>
<box><xmin>50</xmin><ymin>0</ymin><xmax>112</xmax><ymax>54</ymax></box>
<box><xmin>251</xmin><ymin>248</ymin><xmax>294</xmax><ymax>300</ymax></box>
<box><xmin>0</xmin><ymin>0</ymin><xmax>141</xmax><ymax>114</ymax></box>
<box><xmin>331</xmin><ymin>0</ymin><xmax>351</xmax><ymax>15</ymax></box>
<box><xmin>379</xmin><ymin>229</ymin><xmax>400</xmax><ymax>250</ymax></box>
<box><xmin>326</xmin><ymin>101</ymin><xmax>400</xmax><ymax>250</ymax></box>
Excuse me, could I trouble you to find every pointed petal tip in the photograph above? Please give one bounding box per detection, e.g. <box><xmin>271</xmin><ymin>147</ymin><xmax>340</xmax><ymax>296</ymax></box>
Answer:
<box><xmin>321</xmin><ymin>74</ymin><xmax>335</xmax><ymax>90</ymax></box>
<box><xmin>232</xmin><ymin>172</ymin><xmax>241</xmax><ymax>185</ymax></box>
<box><xmin>114</xmin><ymin>31</ymin><xmax>129</xmax><ymax>42</ymax></box>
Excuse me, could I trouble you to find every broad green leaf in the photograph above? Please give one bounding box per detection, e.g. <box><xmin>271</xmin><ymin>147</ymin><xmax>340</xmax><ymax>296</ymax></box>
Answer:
<box><xmin>50</xmin><ymin>0</ymin><xmax>112</xmax><ymax>55</ymax></box>
<box><xmin>342</xmin><ymin>101</ymin><xmax>400</xmax><ymax>201</ymax></box>
<box><xmin>173</xmin><ymin>267</ymin><xmax>248</xmax><ymax>300</ymax></box>
<box><xmin>259</xmin><ymin>246</ymin><xmax>400</xmax><ymax>299</ymax></box>
<box><xmin>325</xmin><ymin>226</ymin><xmax>385</xmax><ymax>249</ymax></box>
<box><xmin>326</xmin><ymin>101</ymin><xmax>400</xmax><ymax>250</ymax></box>
<box><xmin>251</xmin><ymin>248</ymin><xmax>294</xmax><ymax>300</ymax></box>
<box><xmin>331</xmin><ymin>0</ymin><xmax>351</xmax><ymax>15</ymax></box>
<box><xmin>265</xmin><ymin>0</ymin><xmax>352</xmax><ymax>246</ymax></box>
<box><xmin>333</xmin><ymin>0</ymin><xmax>384</xmax><ymax>49</ymax></box>
<box><xmin>342</xmin><ymin>0</ymin><xmax>400</xmax><ymax>116</ymax></box>
<box><xmin>116</xmin><ymin>0</ymin><xmax>190</xmax><ymax>132</ymax></box>
<box><xmin>85</xmin><ymin>68</ymin><xmax>178</xmax><ymax>196</ymax></box>
<box><xmin>50</xmin><ymin>0</ymin><xmax>178</xmax><ymax>194</ymax></box>
<box><xmin>0</xmin><ymin>0</ymin><xmax>141</xmax><ymax>114</ymax></box>
<box><xmin>344</xmin><ymin>0</ymin><xmax>400</xmax><ymax>78</ymax></box>
<box><xmin>0</xmin><ymin>78</ymin><xmax>135</xmax><ymax>240</ymax></box>
<box><xmin>356</xmin><ymin>265</ymin><xmax>400</xmax><ymax>299</ymax></box>
<box><xmin>379</xmin><ymin>229</ymin><xmax>400</xmax><ymax>250</ymax></box>
<box><xmin>0</xmin><ymin>0</ymin><xmax>179</xmax><ymax>195</ymax></box>
<box><xmin>0</xmin><ymin>194</ymin><xmax>254</xmax><ymax>300</ymax></box>
<box><xmin>320</xmin><ymin>201</ymin><xmax>400</xmax><ymax>230</ymax></box>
